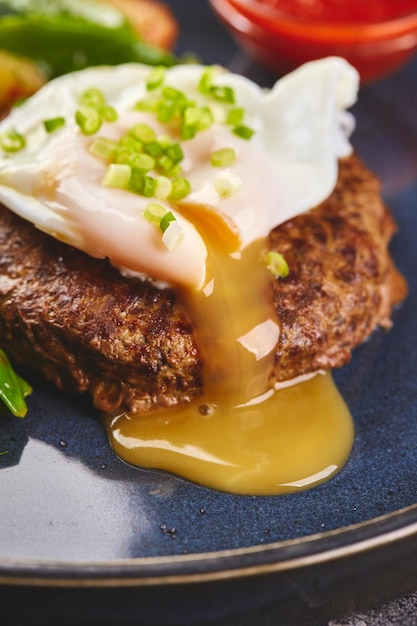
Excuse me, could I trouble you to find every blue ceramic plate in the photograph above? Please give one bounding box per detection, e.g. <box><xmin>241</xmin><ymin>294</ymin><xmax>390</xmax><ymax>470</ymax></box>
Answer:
<box><xmin>0</xmin><ymin>2</ymin><xmax>416</xmax><ymax>625</ymax></box>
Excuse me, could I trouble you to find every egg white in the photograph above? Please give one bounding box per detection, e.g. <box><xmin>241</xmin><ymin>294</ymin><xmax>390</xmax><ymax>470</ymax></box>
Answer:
<box><xmin>0</xmin><ymin>58</ymin><xmax>359</xmax><ymax>289</ymax></box>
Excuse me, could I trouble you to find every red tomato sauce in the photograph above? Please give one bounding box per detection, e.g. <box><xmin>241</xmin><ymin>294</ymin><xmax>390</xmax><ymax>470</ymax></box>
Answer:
<box><xmin>257</xmin><ymin>0</ymin><xmax>417</xmax><ymax>23</ymax></box>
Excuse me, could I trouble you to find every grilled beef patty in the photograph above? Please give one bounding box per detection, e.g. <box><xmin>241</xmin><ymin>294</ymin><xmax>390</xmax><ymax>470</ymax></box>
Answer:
<box><xmin>0</xmin><ymin>155</ymin><xmax>407</xmax><ymax>413</ymax></box>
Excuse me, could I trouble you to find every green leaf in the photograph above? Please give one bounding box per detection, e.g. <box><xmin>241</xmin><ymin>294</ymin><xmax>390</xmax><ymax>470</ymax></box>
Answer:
<box><xmin>0</xmin><ymin>349</ymin><xmax>32</xmax><ymax>418</ymax></box>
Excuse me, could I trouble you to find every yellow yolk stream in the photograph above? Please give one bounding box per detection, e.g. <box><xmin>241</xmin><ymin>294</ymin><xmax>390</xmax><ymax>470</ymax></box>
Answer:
<box><xmin>105</xmin><ymin>235</ymin><xmax>354</xmax><ymax>496</ymax></box>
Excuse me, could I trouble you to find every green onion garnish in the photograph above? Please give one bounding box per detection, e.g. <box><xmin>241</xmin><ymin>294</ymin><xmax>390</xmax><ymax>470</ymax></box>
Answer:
<box><xmin>156</xmin><ymin>154</ymin><xmax>175</xmax><ymax>174</ymax></box>
<box><xmin>75</xmin><ymin>106</ymin><xmax>102</xmax><ymax>135</ymax></box>
<box><xmin>142</xmin><ymin>175</ymin><xmax>157</xmax><ymax>197</ymax></box>
<box><xmin>210</xmin><ymin>85</ymin><xmax>235</xmax><ymax>104</ymax></box>
<box><xmin>144</xmin><ymin>140</ymin><xmax>164</xmax><ymax>157</ymax></box>
<box><xmin>233</xmin><ymin>124</ymin><xmax>255</xmax><ymax>140</ymax></box>
<box><xmin>160</xmin><ymin>210</ymin><xmax>176</xmax><ymax>233</ymax></box>
<box><xmin>129</xmin><ymin>123</ymin><xmax>156</xmax><ymax>144</ymax></box>
<box><xmin>99</xmin><ymin>105</ymin><xmax>118</xmax><ymax>122</ymax></box>
<box><xmin>103</xmin><ymin>163</ymin><xmax>131</xmax><ymax>188</ymax></box>
<box><xmin>143</xmin><ymin>202</ymin><xmax>166</xmax><ymax>225</ymax></box>
<box><xmin>198</xmin><ymin>66</ymin><xmax>214</xmax><ymax>95</ymax></box>
<box><xmin>132</xmin><ymin>153</ymin><xmax>155</xmax><ymax>174</ymax></box>
<box><xmin>146</xmin><ymin>66</ymin><xmax>167</xmax><ymax>91</ymax></box>
<box><xmin>210</xmin><ymin>147</ymin><xmax>236</xmax><ymax>168</ymax></box>
<box><xmin>88</xmin><ymin>136</ymin><xmax>118</xmax><ymax>160</ymax></box>
<box><xmin>264</xmin><ymin>251</ymin><xmax>289</xmax><ymax>278</ymax></box>
<box><xmin>162</xmin><ymin>219</ymin><xmax>185</xmax><ymax>251</ymax></box>
<box><xmin>143</xmin><ymin>204</ymin><xmax>185</xmax><ymax>251</ymax></box>
<box><xmin>215</xmin><ymin>171</ymin><xmax>242</xmax><ymax>198</ymax></box>
<box><xmin>134</xmin><ymin>98</ymin><xmax>159</xmax><ymax>113</ymax></box>
<box><xmin>169</xmin><ymin>177</ymin><xmax>191</xmax><ymax>201</ymax></box>
<box><xmin>164</xmin><ymin>142</ymin><xmax>183</xmax><ymax>165</ymax></box>
<box><xmin>43</xmin><ymin>117</ymin><xmax>66</xmax><ymax>133</ymax></box>
<box><xmin>227</xmin><ymin>107</ymin><xmax>244</xmax><ymax>126</ymax></box>
<box><xmin>80</xmin><ymin>87</ymin><xmax>106</xmax><ymax>108</ymax></box>
<box><xmin>0</xmin><ymin>129</ymin><xmax>26</xmax><ymax>152</ymax></box>
<box><xmin>154</xmin><ymin>176</ymin><xmax>173</xmax><ymax>199</ymax></box>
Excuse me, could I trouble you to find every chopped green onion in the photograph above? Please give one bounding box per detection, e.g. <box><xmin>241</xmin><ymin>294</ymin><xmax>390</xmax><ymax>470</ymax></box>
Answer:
<box><xmin>157</xmin><ymin>134</ymin><xmax>173</xmax><ymax>149</ymax></box>
<box><xmin>89</xmin><ymin>136</ymin><xmax>118</xmax><ymax>160</ymax></box>
<box><xmin>215</xmin><ymin>171</ymin><xmax>242</xmax><ymax>198</ymax></box>
<box><xmin>180</xmin><ymin>123</ymin><xmax>196</xmax><ymax>141</ymax></box>
<box><xmin>144</xmin><ymin>140</ymin><xmax>164</xmax><ymax>157</ymax></box>
<box><xmin>210</xmin><ymin>147</ymin><xmax>236</xmax><ymax>167</ymax></box>
<box><xmin>142</xmin><ymin>175</ymin><xmax>157</xmax><ymax>197</ymax></box>
<box><xmin>80</xmin><ymin>87</ymin><xmax>106</xmax><ymax>108</ymax></box>
<box><xmin>154</xmin><ymin>176</ymin><xmax>173</xmax><ymax>199</ymax></box>
<box><xmin>157</xmin><ymin>154</ymin><xmax>175</xmax><ymax>174</ymax></box>
<box><xmin>75</xmin><ymin>106</ymin><xmax>102</xmax><ymax>135</ymax></box>
<box><xmin>210</xmin><ymin>85</ymin><xmax>235</xmax><ymax>104</ymax></box>
<box><xmin>0</xmin><ymin>349</ymin><xmax>32</xmax><ymax>418</ymax></box>
<box><xmin>43</xmin><ymin>117</ymin><xmax>66</xmax><ymax>133</ymax></box>
<box><xmin>143</xmin><ymin>202</ymin><xmax>167</xmax><ymax>225</ymax></box>
<box><xmin>157</xmin><ymin>98</ymin><xmax>178</xmax><ymax>123</ymax></box>
<box><xmin>197</xmin><ymin>106</ymin><xmax>214</xmax><ymax>131</ymax></box>
<box><xmin>128</xmin><ymin>171</ymin><xmax>156</xmax><ymax>197</ymax></box>
<box><xmin>103</xmin><ymin>163</ymin><xmax>131</xmax><ymax>188</ymax></box>
<box><xmin>169</xmin><ymin>177</ymin><xmax>191</xmax><ymax>201</ymax></box>
<box><xmin>134</xmin><ymin>98</ymin><xmax>159</xmax><ymax>113</ymax></box>
<box><xmin>146</xmin><ymin>66</ymin><xmax>166</xmax><ymax>91</ymax></box>
<box><xmin>233</xmin><ymin>124</ymin><xmax>255</xmax><ymax>140</ymax></box>
<box><xmin>164</xmin><ymin>142</ymin><xmax>183</xmax><ymax>165</ymax></box>
<box><xmin>128</xmin><ymin>168</ymin><xmax>145</xmax><ymax>194</ymax></box>
<box><xmin>129</xmin><ymin>123</ymin><xmax>156</xmax><ymax>144</ymax></box>
<box><xmin>227</xmin><ymin>107</ymin><xmax>244</xmax><ymax>126</ymax></box>
<box><xmin>118</xmin><ymin>135</ymin><xmax>143</xmax><ymax>153</ymax></box>
<box><xmin>162</xmin><ymin>219</ymin><xmax>185</xmax><ymax>251</ymax></box>
<box><xmin>114</xmin><ymin>146</ymin><xmax>137</xmax><ymax>167</ymax></box>
<box><xmin>198</xmin><ymin>66</ymin><xmax>215</xmax><ymax>95</ymax></box>
<box><xmin>264</xmin><ymin>251</ymin><xmax>289</xmax><ymax>278</ymax></box>
<box><xmin>132</xmin><ymin>153</ymin><xmax>155</xmax><ymax>173</ymax></box>
<box><xmin>99</xmin><ymin>105</ymin><xmax>118</xmax><ymax>122</ymax></box>
<box><xmin>0</xmin><ymin>129</ymin><xmax>26</xmax><ymax>152</ymax></box>
<box><xmin>183</xmin><ymin>106</ymin><xmax>202</xmax><ymax>128</ymax></box>
<box><xmin>162</xmin><ymin>86</ymin><xmax>185</xmax><ymax>102</ymax></box>
<box><xmin>160</xmin><ymin>210</ymin><xmax>176</xmax><ymax>233</ymax></box>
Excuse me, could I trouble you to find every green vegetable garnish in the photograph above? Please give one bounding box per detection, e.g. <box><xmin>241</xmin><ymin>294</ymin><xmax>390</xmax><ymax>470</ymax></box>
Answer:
<box><xmin>263</xmin><ymin>251</ymin><xmax>290</xmax><ymax>278</ymax></box>
<box><xmin>0</xmin><ymin>129</ymin><xmax>26</xmax><ymax>152</ymax></box>
<box><xmin>0</xmin><ymin>349</ymin><xmax>32</xmax><ymax>418</ymax></box>
<box><xmin>43</xmin><ymin>116</ymin><xmax>66</xmax><ymax>133</ymax></box>
<box><xmin>75</xmin><ymin>106</ymin><xmax>102</xmax><ymax>135</ymax></box>
<box><xmin>210</xmin><ymin>147</ymin><xmax>236</xmax><ymax>167</ymax></box>
<box><xmin>232</xmin><ymin>124</ymin><xmax>255</xmax><ymax>140</ymax></box>
<box><xmin>0</xmin><ymin>0</ymin><xmax>177</xmax><ymax>80</ymax></box>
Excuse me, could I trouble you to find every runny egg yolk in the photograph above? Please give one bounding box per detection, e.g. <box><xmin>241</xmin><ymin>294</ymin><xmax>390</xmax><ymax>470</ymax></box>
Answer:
<box><xmin>105</xmin><ymin>236</ymin><xmax>354</xmax><ymax>496</ymax></box>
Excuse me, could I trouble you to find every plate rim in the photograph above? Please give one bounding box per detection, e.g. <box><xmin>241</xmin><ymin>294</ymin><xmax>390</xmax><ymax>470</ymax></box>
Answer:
<box><xmin>1</xmin><ymin>501</ymin><xmax>417</xmax><ymax>587</ymax></box>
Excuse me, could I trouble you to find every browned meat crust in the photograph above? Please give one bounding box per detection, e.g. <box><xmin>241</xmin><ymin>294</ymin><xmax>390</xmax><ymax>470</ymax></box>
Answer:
<box><xmin>269</xmin><ymin>154</ymin><xmax>407</xmax><ymax>384</ymax></box>
<box><xmin>0</xmin><ymin>154</ymin><xmax>407</xmax><ymax>413</ymax></box>
<box><xmin>0</xmin><ymin>211</ymin><xmax>202</xmax><ymax>414</ymax></box>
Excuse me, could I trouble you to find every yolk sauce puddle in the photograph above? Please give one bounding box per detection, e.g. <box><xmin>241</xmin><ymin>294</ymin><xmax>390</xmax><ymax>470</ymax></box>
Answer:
<box><xmin>105</xmin><ymin>227</ymin><xmax>354</xmax><ymax>495</ymax></box>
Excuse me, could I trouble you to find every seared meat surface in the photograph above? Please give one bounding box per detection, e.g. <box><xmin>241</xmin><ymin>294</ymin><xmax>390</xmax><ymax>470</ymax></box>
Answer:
<box><xmin>0</xmin><ymin>155</ymin><xmax>407</xmax><ymax>412</ymax></box>
<box><xmin>0</xmin><ymin>210</ymin><xmax>202</xmax><ymax>413</ymax></box>
<box><xmin>269</xmin><ymin>155</ymin><xmax>407</xmax><ymax>383</ymax></box>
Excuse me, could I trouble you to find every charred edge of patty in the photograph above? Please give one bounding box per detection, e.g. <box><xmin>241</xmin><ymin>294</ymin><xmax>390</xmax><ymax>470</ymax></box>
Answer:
<box><xmin>268</xmin><ymin>154</ymin><xmax>407</xmax><ymax>384</ymax></box>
